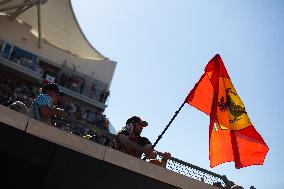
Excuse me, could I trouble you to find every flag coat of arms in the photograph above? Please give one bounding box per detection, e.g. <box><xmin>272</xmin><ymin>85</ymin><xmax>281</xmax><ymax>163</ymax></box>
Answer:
<box><xmin>186</xmin><ymin>54</ymin><xmax>269</xmax><ymax>168</ymax></box>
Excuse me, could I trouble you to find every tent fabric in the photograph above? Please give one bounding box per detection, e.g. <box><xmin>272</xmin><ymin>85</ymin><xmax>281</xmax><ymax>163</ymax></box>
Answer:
<box><xmin>0</xmin><ymin>0</ymin><xmax>105</xmax><ymax>60</ymax></box>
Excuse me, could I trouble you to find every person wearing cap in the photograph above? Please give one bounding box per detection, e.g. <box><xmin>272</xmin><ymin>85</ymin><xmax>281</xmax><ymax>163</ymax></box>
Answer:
<box><xmin>27</xmin><ymin>83</ymin><xmax>66</xmax><ymax>124</ymax></box>
<box><xmin>114</xmin><ymin>116</ymin><xmax>172</xmax><ymax>168</ymax></box>
<box><xmin>114</xmin><ymin>116</ymin><xmax>156</xmax><ymax>159</ymax></box>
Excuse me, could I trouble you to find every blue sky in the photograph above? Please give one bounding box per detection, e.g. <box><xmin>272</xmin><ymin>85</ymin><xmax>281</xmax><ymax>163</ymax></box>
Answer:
<box><xmin>72</xmin><ymin>1</ymin><xmax>284</xmax><ymax>188</ymax></box>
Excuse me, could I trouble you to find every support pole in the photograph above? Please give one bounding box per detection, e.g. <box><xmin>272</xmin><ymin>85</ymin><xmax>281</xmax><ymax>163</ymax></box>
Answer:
<box><xmin>37</xmin><ymin>0</ymin><xmax>41</xmax><ymax>49</ymax></box>
<box><xmin>152</xmin><ymin>101</ymin><xmax>186</xmax><ymax>148</ymax></box>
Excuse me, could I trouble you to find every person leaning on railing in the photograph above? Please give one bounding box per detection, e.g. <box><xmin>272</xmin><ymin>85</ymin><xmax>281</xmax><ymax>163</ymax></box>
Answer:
<box><xmin>113</xmin><ymin>116</ymin><xmax>154</xmax><ymax>158</ymax></box>
<box><xmin>113</xmin><ymin>116</ymin><xmax>171</xmax><ymax>168</ymax></box>
<box><xmin>27</xmin><ymin>83</ymin><xmax>66</xmax><ymax>124</ymax></box>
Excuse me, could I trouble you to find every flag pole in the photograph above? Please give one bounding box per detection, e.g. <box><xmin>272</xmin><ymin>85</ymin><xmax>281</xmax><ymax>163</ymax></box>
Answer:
<box><xmin>152</xmin><ymin>101</ymin><xmax>186</xmax><ymax>148</ymax></box>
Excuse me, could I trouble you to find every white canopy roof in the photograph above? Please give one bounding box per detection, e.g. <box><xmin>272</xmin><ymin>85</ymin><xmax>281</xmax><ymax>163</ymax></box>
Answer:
<box><xmin>0</xmin><ymin>0</ymin><xmax>106</xmax><ymax>60</ymax></box>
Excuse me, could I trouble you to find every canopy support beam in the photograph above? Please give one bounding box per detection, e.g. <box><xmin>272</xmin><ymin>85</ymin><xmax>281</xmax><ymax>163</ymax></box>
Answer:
<box><xmin>37</xmin><ymin>0</ymin><xmax>42</xmax><ymax>49</ymax></box>
<box><xmin>0</xmin><ymin>0</ymin><xmax>13</xmax><ymax>7</ymax></box>
<box><xmin>0</xmin><ymin>1</ymin><xmax>34</xmax><ymax>12</ymax></box>
<box><xmin>9</xmin><ymin>0</ymin><xmax>32</xmax><ymax>20</ymax></box>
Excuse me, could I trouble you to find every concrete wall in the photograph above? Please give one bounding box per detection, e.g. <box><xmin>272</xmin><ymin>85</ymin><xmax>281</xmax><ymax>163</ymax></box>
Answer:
<box><xmin>0</xmin><ymin>105</ymin><xmax>218</xmax><ymax>189</ymax></box>
<box><xmin>0</xmin><ymin>16</ymin><xmax>116</xmax><ymax>86</ymax></box>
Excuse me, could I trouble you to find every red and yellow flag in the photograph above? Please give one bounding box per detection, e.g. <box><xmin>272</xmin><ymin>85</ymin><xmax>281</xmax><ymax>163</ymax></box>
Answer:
<box><xmin>186</xmin><ymin>54</ymin><xmax>269</xmax><ymax>168</ymax></box>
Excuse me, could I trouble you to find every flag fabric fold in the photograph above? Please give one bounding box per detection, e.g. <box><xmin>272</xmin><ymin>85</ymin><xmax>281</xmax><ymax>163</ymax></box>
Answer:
<box><xmin>186</xmin><ymin>54</ymin><xmax>269</xmax><ymax>168</ymax></box>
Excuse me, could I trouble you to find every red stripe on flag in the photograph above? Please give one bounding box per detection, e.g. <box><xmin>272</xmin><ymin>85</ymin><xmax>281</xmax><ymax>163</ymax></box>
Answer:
<box><xmin>231</xmin><ymin>126</ymin><xmax>269</xmax><ymax>169</ymax></box>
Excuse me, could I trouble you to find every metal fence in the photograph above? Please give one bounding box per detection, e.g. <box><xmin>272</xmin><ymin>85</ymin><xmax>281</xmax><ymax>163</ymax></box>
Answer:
<box><xmin>50</xmin><ymin>116</ymin><xmax>233</xmax><ymax>188</ymax></box>
<box><xmin>50</xmin><ymin>116</ymin><xmax>116</xmax><ymax>147</ymax></box>
<box><xmin>158</xmin><ymin>152</ymin><xmax>231</xmax><ymax>188</ymax></box>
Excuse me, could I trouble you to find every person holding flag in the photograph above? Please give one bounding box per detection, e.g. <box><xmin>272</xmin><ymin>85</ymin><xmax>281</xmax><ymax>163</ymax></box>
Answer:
<box><xmin>113</xmin><ymin>116</ymin><xmax>172</xmax><ymax>168</ymax></box>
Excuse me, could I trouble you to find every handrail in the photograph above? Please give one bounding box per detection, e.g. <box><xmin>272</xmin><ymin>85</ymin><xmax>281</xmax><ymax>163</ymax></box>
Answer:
<box><xmin>50</xmin><ymin>116</ymin><xmax>232</xmax><ymax>188</ymax></box>
<box><xmin>153</xmin><ymin>151</ymin><xmax>229</xmax><ymax>188</ymax></box>
<box><xmin>0</xmin><ymin>103</ymin><xmax>234</xmax><ymax>188</ymax></box>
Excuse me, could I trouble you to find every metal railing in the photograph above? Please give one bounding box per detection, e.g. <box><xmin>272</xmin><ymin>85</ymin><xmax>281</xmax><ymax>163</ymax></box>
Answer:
<box><xmin>49</xmin><ymin>116</ymin><xmax>233</xmax><ymax>188</ymax></box>
<box><xmin>50</xmin><ymin>116</ymin><xmax>116</xmax><ymax>147</ymax></box>
<box><xmin>156</xmin><ymin>152</ymin><xmax>231</xmax><ymax>188</ymax></box>
<box><xmin>1</xmin><ymin>101</ymin><xmax>234</xmax><ymax>188</ymax></box>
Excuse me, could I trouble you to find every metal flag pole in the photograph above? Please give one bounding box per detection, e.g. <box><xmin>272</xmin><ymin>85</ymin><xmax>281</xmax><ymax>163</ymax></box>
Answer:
<box><xmin>152</xmin><ymin>101</ymin><xmax>186</xmax><ymax>148</ymax></box>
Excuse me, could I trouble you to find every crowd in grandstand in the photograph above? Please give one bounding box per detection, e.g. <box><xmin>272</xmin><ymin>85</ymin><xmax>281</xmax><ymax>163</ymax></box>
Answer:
<box><xmin>58</xmin><ymin>72</ymin><xmax>110</xmax><ymax>103</ymax></box>
<box><xmin>0</xmin><ymin>54</ymin><xmax>242</xmax><ymax>188</ymax></box>
<box><xmin>0</xmin><ymin>70</ymin><xmax>111</xmax><ymax>145</ymax></box>
<box><xmin>0</xmin><ymin>73</ymin><xmax>38</xmax><ymax>107</ymax></box>
<box><xmin>0</xmin><ymin>34</ymin><xmax>244</xmax><ymax>189</ymax></box>
<box><xmin>0</xmin><ymin>68</ymin><xmax>170</xmax><ymax>164</ymax></box>
<box><xmin>10</xmin><ymin>55</ymin><xmax>43</xmax><ymax>76</ymax></box>
<box><xmin>0</xmin><ymin>42</ymin><xmax>110</xmax><ymax>104</ymax></box>
<box><xmin>0</xmin><ymin>69</ymin><xmax>246</xmax><ymax>188</ymax></box>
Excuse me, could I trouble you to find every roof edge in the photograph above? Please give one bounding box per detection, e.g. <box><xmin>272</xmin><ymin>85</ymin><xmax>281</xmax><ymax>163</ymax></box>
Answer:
<box><xmin>68</xmin><ymin>0</ymin><xmax>107</xmax><ymax>60</ymax></box>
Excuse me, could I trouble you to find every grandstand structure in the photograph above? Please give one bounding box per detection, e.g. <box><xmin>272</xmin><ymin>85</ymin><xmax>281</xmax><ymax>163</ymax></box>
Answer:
<box><xmin>0</xmin><ymin>0</ymin><xmax>116</xmax><ymax>111</ymax></box>
<box><xmin>0</xmin><ymin>1</ymin><xmax>236</xmax><ymax>189</ymax></box>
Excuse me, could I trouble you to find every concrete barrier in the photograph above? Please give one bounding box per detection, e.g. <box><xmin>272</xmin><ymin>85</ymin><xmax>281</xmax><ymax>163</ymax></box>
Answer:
<box><xmin>103</xmin><ymin>147</ymin><xmax>218</xmax><ymax>189</ymax></box>
<box><xmin>0</xmin><ymin>105</ymin><xmax>29</xmax><ymax>131</ymax></box>
<box><xmin>0</xmin><ymin>105</ymin><xmax>218</xmax><ymax>189</ymax></box>
<box><xmin>26</xmin><ymin>118</ymin><xmax>106</xmax><ymax>160</ymax></box>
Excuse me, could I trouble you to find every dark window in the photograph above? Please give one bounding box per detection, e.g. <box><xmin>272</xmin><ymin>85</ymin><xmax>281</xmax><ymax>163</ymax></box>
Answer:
<box><xmin>2</xmin><ymin>43</ymin><xmax>12</xmax><ymax>59</ymax></box>
<box><xmin>10</xmin><ymin>46</ymin><xmax>37</xmax><ymax>64</ymax></box>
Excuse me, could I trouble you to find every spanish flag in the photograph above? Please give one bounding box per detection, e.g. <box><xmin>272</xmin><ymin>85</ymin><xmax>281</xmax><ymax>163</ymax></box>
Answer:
<box><xmin>186</xmin><ymin>54</ymin><xmax>269</xmax><ymax>168</ymax></box>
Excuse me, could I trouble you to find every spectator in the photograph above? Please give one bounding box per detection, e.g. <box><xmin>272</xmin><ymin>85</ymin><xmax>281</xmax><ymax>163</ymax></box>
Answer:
<box><xmin>103</xmin><ymin>118</ymin><xmax>110</xmax><ymax>131</ymax></box>
<box><xmin>103</xmin><ymin>90</ymin><xmax>110</xmax><ymax>103</ymax></box>
<box><xmin>113</xmin><ymin>116</ymin><xmax>172</xmax><ymax>167</ymax></box>
<box><xmin>58</xmin><ymin>73</ymin><xmax>66</xmax><ymax>86</ymax></box>
<box><xmin>100</xmin><ymin>89</ymin><xmax>110</xmax><ymax>103</ymax></box>
<box><xmin>99</xmin><ymin>90</ymin><xmax>105</xmax><ymax>102</ymax></box>
<box><xmin>69</xmin><ymin>102</ymin><xmax>77</xmax><ymax>114</ymax></box>
<box><xmin>26</xmin><ymin>83</ymin><xmax>66</xmax><ymax>124</ymax></box>
<box><xmin>0</xmin><ymin>71</ymin><xmax>114</xmax><ymax>147</ymax></box>
<box><xmin>80</xmin><ymin>80</ymin><xmax>85</xmax><ymax>94</ymax></box>
<box><xmin>91</xmin><ymin>83</ymin><xmax>96</xmax><ymax>97</ymax></box>
<box><xmin>113</xmin><ymin>116</ymin><xmax>155</xmax><ymax>159</ymax></box>
<box><xmin>96</xmin><ymin>118</ymin><xmax>111</xmax><ymax>145</ymax></box>
<box><xmin>81</xmin><ymin>109</ymin><xmax>87</xmax><ymax>121</ymax></box>
<box><xmin>95</xmin><ymin>113</ymin><xmax>104</xmax><ymax>128</ymax></box>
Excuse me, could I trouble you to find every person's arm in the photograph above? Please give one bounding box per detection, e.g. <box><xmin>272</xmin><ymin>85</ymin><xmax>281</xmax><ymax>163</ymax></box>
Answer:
<box><xmin>160</xmin><ymin>152</ymin><xmax>171</xmax><ymax>167</ymax></box>
<box><xmin>118</xmin><ymin>134</ymin><xmax>153</xmax><ymax>155</ymax></box>
<box><xmin>40</xmin><ymin>106</ymin><xmax>66</xmax><ymax>118</ymax></box>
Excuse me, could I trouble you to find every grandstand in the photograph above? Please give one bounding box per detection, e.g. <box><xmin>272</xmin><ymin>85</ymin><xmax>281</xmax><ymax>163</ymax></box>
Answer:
<box><xmin>0</xmin><ymin>0</ymin><xmax>237</xmax><ymax>188</ymax></box>
<box><xmin>0</xmin><ymin>0</ymin><xmax>117</xmax><ymax>133</ymax></box>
